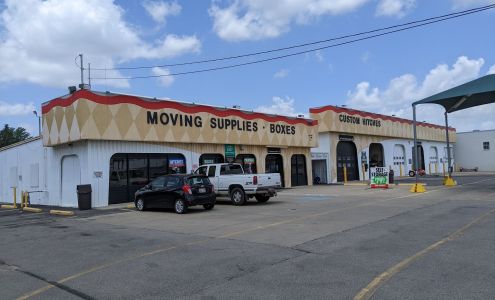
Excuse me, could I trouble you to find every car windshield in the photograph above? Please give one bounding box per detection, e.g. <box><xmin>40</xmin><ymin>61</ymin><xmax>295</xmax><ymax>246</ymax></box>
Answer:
<box><xmin>186</xmin><ymin>176</ymin><xmax>211</xmax><ymax>186</ymax></box>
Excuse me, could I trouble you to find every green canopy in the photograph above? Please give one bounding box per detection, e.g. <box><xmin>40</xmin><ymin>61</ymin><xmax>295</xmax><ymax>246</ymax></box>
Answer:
<box><xmin>411</xmin><ymin>74</ymin><xmax>495</xmax><ymax>185</ymax></box>
<box><xmin>413</xmin><ymin>74</ymin><xmax>495</xmax><ymax>112</ymax></box>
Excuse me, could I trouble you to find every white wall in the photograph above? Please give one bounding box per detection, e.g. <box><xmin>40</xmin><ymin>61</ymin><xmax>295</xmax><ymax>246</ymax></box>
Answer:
<box><xmin>455</xmin><ymin>130</ymin><xmax>495</xmax><ymax>171</ymax></box>
<box><xmin>0</xmin><ymin>138</ymin><xmax>90</xmax><ymax>207</ymax></box>
<box><xmin>0</xmin><ymin>138</ymin><xmax>46</xmax><ymax>205</ymax></box>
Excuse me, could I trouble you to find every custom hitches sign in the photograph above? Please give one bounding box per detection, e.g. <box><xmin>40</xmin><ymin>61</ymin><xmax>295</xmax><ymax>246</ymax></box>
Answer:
<box><xmin>370</xmin><ymin>167</ymin><xmax>389</xmax><ymax>189</ymax></box>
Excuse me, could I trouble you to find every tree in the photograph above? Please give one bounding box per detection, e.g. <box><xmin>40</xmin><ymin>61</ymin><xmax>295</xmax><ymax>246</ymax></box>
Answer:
<box><xmin>0</xmin><ymin>124</ymin><xmax>31</xmax><ymax>148</ymax></box>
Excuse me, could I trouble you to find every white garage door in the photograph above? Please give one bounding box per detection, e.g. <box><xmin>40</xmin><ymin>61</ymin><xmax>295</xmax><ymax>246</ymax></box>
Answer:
<box><xmin>393</xmin><ymin>145</ymin><xmax>406</xmax><ymax>176</ymax></box>
<box><xmin>61</xmin><ymin>155</ymin><xmax>81</xmax><ymax>207</ymax></box>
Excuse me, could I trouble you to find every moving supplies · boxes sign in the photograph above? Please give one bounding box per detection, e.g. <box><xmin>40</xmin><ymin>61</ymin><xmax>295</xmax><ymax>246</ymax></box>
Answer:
<box><xmin>370</xmin><ymin>167</ymin><xmax>389</xmax><ymax>188</ymax></box>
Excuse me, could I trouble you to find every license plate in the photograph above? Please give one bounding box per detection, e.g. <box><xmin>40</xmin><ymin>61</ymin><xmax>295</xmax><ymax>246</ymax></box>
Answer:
<box><xmin>198</xmin><ymin>188</ymin><xmax>206</xmax><ymax>193</ymax></box>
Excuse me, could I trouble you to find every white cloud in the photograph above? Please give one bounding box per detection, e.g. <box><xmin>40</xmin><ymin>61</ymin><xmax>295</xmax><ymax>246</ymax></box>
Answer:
<box><xmin>143</xmin><ymin>0</ymin><xmax>181</xmax><ymax>24</ymax></box>
<box><xmin>273</xmin><ymin>69</ymin><xmax>289</xmax><ymax>79</ymax></box>
<box><xmin>151</xmin><ymin>67</ymin><xmax>175</xmax><ymax>87</ymax></box>
<box><xmin>315</xmin><ymin>50</ymin><xmax>324</xmax><ymax>63</ymax></box>
<box><xmin>376</xmin><ymin>0</ymin><xmax>416</xmax><ymax>18</ymax></box>
<box><xmin>0</xmin><ymin>0</ymin><xmax>200</xmax><ymax>88</ymax></box>
<box><xmin>452</xmin><ymin>0</ymin><xmax>495</xmax><ymax>9</ymax></box>
<box><xmin>0</xmin><ymin>101</ymin><xmax>36</xmax><ymax>116</ymax></box>
<box><xmin>361</xmin><ymin>51</ymin><xmax>371</xmax><ymax>63</ymax></box>
<box><xmin>255</xmin><ymin>96</ymin><xmax>306</xmax><ymax>117</ymax></box>
<box><xmin>209</xmin><ymin>0</ymin><xmax>370</xmax><ymax>42</ymax></box>
<box><xmin>488</xmin><ymin>64</ymin><xmax>495</xmax><ymax>75</ymax></box>
<box><xmin>346</xmin><ymin>56</ymin><xmax>494</xmax><ymax>131</ymax></box>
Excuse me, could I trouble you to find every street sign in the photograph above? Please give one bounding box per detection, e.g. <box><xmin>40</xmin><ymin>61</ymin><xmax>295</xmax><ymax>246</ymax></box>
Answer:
<box><xmin>370</xmin><ymin>167</ymin><xmax>389</xmax><ymax>188</ymax></box>
<box><xmin>225</xmin><ymin>144</ymin><xmax>236</xmax><ymax>162</ymax></box>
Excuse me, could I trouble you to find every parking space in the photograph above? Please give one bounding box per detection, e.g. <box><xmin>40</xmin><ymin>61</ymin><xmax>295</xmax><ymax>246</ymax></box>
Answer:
<box><xmin>1</xmin><ymin>175</ymin><xmax>495</xmax><ymax>299</ymax></box>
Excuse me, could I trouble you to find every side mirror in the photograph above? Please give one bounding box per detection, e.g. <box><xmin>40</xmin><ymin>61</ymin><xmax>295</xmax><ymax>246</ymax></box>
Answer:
<box><xmin>145</xmin><ymin>184</ymin><xmax>151</xmax><ymax>190</ymax></box>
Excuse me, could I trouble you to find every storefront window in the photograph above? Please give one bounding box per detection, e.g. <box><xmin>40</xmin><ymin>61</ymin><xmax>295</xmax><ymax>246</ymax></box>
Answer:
<box><xmin>128</xmin><ymin>157</ymin><xmax>148</xmax><ymax>186</ymax></box>
<box><xmin>168</xmin><ymin>154</ymin><xmax>186</xmax><ymax>174</ymax></box>
<box><xmin>199</xmin><ymin>153</ymin><xmax>224</xmax><ymax>165</ymax></box>
<box><xmin>235</xmin><ymin>154</ymin><xmax>257</xmax><ymax>174</ymax></box>
<box><xmin>149</xmin><ymin>156</ymin><xmax>168</xmax><ymax>179</ymax></box>
<box><xmin>108</xmin><ymin>153</ymin><xmax>187</xmax><ymax>204</ymax></box>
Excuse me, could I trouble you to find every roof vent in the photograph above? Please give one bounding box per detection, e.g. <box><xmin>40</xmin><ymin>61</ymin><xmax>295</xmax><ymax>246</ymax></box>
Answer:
<box><xmin>297</xmin><ymin>114</ymin><xmax>305</xmax><ymax>118</ymax></box>
<box><xmin>233</xmin><ymin>105</ymin><xmax>241</xmax><ymax>109</ymax></box>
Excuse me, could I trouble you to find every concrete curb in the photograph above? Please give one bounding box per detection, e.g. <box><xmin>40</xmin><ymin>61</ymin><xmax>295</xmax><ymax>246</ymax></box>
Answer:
<box><xmin>49</xmin><ymin>209</ymin><xmax>75</xmax><ymax>216</ymax></box>
<box><xmin>23</xmin><ymin>207</ymin><xmax>43</xmax><ymax>213</ymax></box>
<box><xmin>1</xmin><ymin>204</ymin><xmax>17</xmax><ymax>209</ymax></box>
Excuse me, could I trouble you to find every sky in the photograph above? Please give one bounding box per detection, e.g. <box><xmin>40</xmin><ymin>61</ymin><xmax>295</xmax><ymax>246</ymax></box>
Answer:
<box><xmin>0</xmin><ymin>0</ymin><xmax>494</xmax><ymax>135</ymax></box>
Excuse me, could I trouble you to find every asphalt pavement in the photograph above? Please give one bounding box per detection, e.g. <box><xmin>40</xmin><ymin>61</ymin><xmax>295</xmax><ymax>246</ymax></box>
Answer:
<box><xmin>1</xmin><ymin>174</ymin><xmax>494</xmax><ymax>299</ymax></box>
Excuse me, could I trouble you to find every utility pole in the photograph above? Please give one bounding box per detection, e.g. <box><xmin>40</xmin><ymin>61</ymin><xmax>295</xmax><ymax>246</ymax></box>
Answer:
<box><xmin>79</xmin><ymin>54</ymin><xmax>84</xmax><ymax>86</ymax></box>
<box><xmin>88</xmin><ymin>63</ymin><xmax>91</xmax><ymax>88</ymax></box>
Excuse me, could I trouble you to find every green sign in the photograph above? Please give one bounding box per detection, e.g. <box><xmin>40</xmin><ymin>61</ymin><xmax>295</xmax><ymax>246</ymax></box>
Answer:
<box><xmin>370</xmin><ymin>167</ymin><xmax>389</xmax><ymax>188</ymax></box>
<box><xmin>225</xmin><ymin>144</ymin><xmax>236</xmax><ymax>159</ymax></box>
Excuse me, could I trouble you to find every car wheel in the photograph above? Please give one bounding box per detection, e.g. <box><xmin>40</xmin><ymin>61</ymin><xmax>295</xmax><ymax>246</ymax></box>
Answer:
<box><xmin>408</xmin><ymin>170</ymin><xmax>415</xmax><ymax>177</ymax></box>
<box><xmin>203</xmin><ymin>203</ymin><xmax>215</xmax><ymax>210</ymax></box>
<box><xmin>174</xmin><ymin>198</ymin><xmax>188</xmax><ymax>214</ymax></box>
<box><xmin>230</xmin><ymin>187</ymin><xmax>246</xmax><ymax>206</ymax></box>
<box><xmin>136</xmin><ymin>198</ymin><xmax>146</xmax><ymax>211</ymax></box>
<box><xmin>255</xmin><ymin>195</ymin><xmax>270</xmax><ymax>203</ymax></box>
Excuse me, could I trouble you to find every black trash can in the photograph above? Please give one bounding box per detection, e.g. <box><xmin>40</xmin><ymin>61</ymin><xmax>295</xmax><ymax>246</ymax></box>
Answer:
<box><xmin>77</xmin><ymin>184</ymin><xmax>92</xmax><ymax>210</ymax></box>
<box><xmin>389</xmin><ymin>169</ymin><xmax>395</xmax><ymax>184</ymax></box>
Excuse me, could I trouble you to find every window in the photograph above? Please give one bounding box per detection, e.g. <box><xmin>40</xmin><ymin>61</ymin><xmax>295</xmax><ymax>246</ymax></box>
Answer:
<box><xmin>108</xmin><ymin>153</ymin><xmax>187</xmax><ymax>204</ymax></box>
<box><xmin>228</xmin><ymin>164</ymin><xmax>243</xmax><ymax>174</ymax></box>
<box><xmin>186</xmin><ymin>176</ymin><xmax>211</xmax><ymax>186</ymax></box>
<box><xmin>208</xmin><ymin>166</ymin><xmax>216</xmax><ymax>177</ymax></box>
<box><xmin>128</xmin><ymin>157</ymin><xmax>148</xmax><ymax>186</ymax></box>
<box><xmin>235</xmin><ymin>154</ymin><xmax>257</xmax><ymax>174</ymax></box>
<box><xmin>199</xmin><ymin>153</ymin><xmax>224</xmax><ymax>165</ymax></box>
<box><xmin>168</xmin><ymin>154</ymin><xmax>186</xmax><ymax>174</ymax></box>
<box><xmin>196</xmin><ymin>166</ymin><xmax>207</xmax><ymax>175</ymax></box>
<box><xmin>483</xmin><ymin>142</ymin><xmax>490</xmax><ymax>150</ymax></box>
<box><xmin>164</xmin><ymin>176</ymin><xmax>181</xmax><ymax>188</ymax></box>
<box><xmin>149</xmin><ymin>157</ymin><xmax>168</xmax><ymax>179</ymax></box>
<box><xmin>220</xmin><ymin>164</ymin><xmax>243</xmax><ymax>175</ymax></box>
<box><xmin>150</xmin><ymin>177</ymin><xmax>166</xmax><ymax>189</ymax></box>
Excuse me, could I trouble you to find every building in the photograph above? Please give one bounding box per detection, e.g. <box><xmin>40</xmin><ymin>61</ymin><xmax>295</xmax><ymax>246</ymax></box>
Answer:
<box><xmin>455</xmin><ymin>129</ymin><xmax>495</xmax><ymax>172</ymax></box>
<box><xmin>0</xmin><ymin>89</ymin><xmax>318</xmax><ymax>208</ymax></box>
<box><xmin>309</xmin><ymin>105</ymin><xmax>456</xmax><ymax>183</ymax></box>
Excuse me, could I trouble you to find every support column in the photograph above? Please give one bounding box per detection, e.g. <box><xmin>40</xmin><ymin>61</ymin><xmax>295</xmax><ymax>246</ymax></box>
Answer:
<box><xmin>411</xmin><ymin>104</ymin><xmax>426</xmax><ymax>193</ymax></box>
<box><xmin>443</xmin><ymin>111</ymin><xmax>457</xmax><ymax>186</ymax></box>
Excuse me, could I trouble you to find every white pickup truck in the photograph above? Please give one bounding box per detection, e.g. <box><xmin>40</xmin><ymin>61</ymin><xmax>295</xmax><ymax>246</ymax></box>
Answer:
<box><xmin>194</xmin><ymin>163</ymin><xmax>281</xmax><ymax>205</ymax></box>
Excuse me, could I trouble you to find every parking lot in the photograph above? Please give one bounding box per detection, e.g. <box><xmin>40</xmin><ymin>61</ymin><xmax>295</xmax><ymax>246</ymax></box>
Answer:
<box><xmin>1</xmin><ymin>174</ymin><xmax>495</xmax><ymax>299</ymax></box>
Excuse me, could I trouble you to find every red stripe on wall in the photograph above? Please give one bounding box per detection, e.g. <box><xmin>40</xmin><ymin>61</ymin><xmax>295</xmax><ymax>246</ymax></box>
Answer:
<box><xmin>42</xmin><ymin>90</ymin><xmax>318</xmax><ymax>126</ymax></box>
<box><xmin>309</xmin><ymin>105</ymin><xmax>455</xmax><ymax>131</ymax></box>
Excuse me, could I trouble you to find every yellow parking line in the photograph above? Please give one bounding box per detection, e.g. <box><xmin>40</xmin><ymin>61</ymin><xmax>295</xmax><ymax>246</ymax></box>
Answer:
<box><xmin>353</xmin><ymin>207</ymin><xmax>495</xmax><ymax>300</ymax></box>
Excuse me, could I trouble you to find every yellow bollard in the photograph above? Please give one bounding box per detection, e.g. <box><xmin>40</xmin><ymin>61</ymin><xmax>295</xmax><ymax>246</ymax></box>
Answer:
<box><xmin>343</xmin><ymin>165</ymin><xmax>348</xmax><ymax>184</ymax></box>
<box><xmin>361</xmin><ymin>164</ymin><xmax>366</xmax><ymax>181</ymax></box>
<box><xmin>399</xmin><ymin>164</ymin><xmax>403</xmax><ymax>177</ymax></box>
<box><xmin>442</xmin><ymin>162</ymin><xmax>446</xmax><ymax>176</ymax></box>
<box><xmin>428</xmin><ymin>163</ymin><xmax>432</xmax><ymax>175</ymax></box>
<box><xmin>435</xmin><ymin>163</ymin><xmax>438</xmax><ymax>174</ymax></box>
